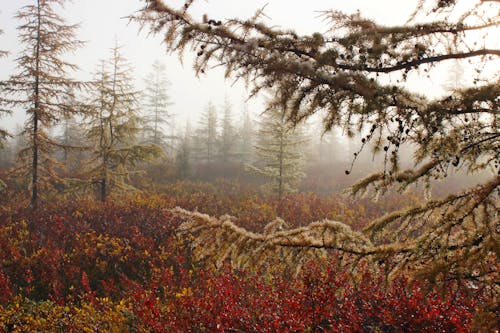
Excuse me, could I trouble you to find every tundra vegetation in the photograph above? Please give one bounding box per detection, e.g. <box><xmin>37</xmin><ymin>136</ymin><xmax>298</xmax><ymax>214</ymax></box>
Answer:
<box><xmin>0</xmin><ymin>0</ymin><xmax>498</xmax><ymax>331</ymax></box>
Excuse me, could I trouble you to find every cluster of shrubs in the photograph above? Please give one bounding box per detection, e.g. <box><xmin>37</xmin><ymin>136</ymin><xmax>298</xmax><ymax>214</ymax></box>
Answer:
<box><xmin>0</xmin><ymin>186</ymin><xmax>495</xmax><ymax>331</ymax></box>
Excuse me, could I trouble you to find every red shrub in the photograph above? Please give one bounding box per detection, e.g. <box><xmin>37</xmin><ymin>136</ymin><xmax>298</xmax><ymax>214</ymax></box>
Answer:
<box><xmin>0</xmin><ymin>193</ymin><xmax>494</xmax><ymax>331</ymax></box>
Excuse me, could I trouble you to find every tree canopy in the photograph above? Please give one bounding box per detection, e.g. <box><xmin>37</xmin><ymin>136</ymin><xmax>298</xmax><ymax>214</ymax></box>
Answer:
<box><xmin>0</xmin><ymin>28</ymin><xmax>9</xmax><ymax>148</ymax></box>
<box><xmin>84</xmin><ymin>45</ymin><xmax>162</xmax><ymax>201</ymax></box>
<box><xmin>134</xmin><ymin>0</ymin><xmax>499</xmax><ymax>290</ymax></box>
<box><xmin>247</xmin><ymin>106</ymin><xmax>306</xmax><ymax>199</ymax></box>
<box><xmin>143</xmin><ymin>60</ymin><xmax>173</xmax><ymax>148</ymax></box>
<box><xmin>2</xmin><ymin>0</ymin><xmax>84</xmax><ymax>209</ymax></box>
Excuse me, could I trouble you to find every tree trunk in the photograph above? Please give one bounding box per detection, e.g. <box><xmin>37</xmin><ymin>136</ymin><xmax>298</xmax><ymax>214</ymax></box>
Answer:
<box><xmin>278</xmin><ymin>129</ymin><xmax>284</xmax><ymax>200</ymax></box>
<box><xmin>31</xmin><ymin>0</ymin><xmax>42</xmax><ymax>210</ymax></box>
<box><xmin>100</xmin><ymin>178</ymin><xmax>106</xmax><ymax>202</ymax></box>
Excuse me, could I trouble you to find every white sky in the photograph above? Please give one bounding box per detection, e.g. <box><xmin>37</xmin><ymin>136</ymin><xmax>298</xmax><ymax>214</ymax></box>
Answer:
<box><xmin>2</xmin><ymin>0</ymin><xmax>491</xmax><ymax>133</ymax></box>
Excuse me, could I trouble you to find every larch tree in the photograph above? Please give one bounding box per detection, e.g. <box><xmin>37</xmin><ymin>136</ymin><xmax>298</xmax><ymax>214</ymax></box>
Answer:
<box><xmin>0</xmin><ymin>28</ymin><xmax>9</xmax><ymax>192</ymax></box>
<box><xmin>58</xmin><ymin>116</ymin><xmax>86</xmax><ymax>174</ymax></box>
<box><xmin>237</xmin><ymin>105</ymin><xmax>255</xmax><ymax>164</ymax></box>
<box><xmin>247</xmin><ymin>107</ymin><xmax>306</xmax><ymax>199</ymax></box>
<box><xmin>135</xmin><ymin>0</ymin><xmax>499</xmax><ymax>293</ymax></box>
<box><xmin>175</xmin><ymin>121</ymin><xmax>192</xmax><ymax>179</ymax></box>
<box><xmin>84</xmin><ymin>46</ymin><xmax>162</xmax><ymax>202</ymax></box>
<box><xmin>193</xmin><ymin>102</ymin><xmax>218</xmax><ymax>163</ymax></box>
<box><xmin>218</xmin><ymin>98</ymin><xmax>236</xmax><ymax>163</ymax></box>
<box><xmin>0</xmin><ymin>28</ymin><xmax>7</xmax><ymax>60</ymax></box>
<box><xmin>57</xmin><ymin>87</ymin><xmax>86</xmax><ymax>171</ymax></box>
<box><xmin>2</xmin><ymin>0</ymin><xmax>84</xmax><ymax>209</ymax></box>
<box><xmin>311</xmin><ymin>123</ymin><xmax>346</xmax><ymax>166</ymax></box>
<box><xmin>0</xmin><ymin>27</ymin><xmax>10</xmax><ymax>148</ymax></box>
<box><xmin>143</xmin><ymin>60</ymin><xmax>174</xmax><ymax>149</ymax></box>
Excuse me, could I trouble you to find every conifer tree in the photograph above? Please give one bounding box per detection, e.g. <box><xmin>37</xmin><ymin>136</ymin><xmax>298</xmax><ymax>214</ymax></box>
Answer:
<box><xmin>0</xmin><ymin>28</ymin><xmax>7</xmax><ymax>59</ymax></box>
<box><xmin>0</xmin><ymin>28</ymin><xmax>9</xmax><ymax>193</ymax></box>
<box><xmin>247</xmin><ymin>107</ymin><xmax>305</xmax><ymax>199</ymax></box>
<box><xmin>59</xmin><ymin>116</ymin><xmax>86</xmax><ymax>174</ymax></box>
<box><xmin>443</xmin><ymin>60</ymin><xmax>465</xmax><ymax>93</ymax></box>
<box><xmin>57</xmin><ymin>87</ymin><xmax>86</xmax><ymax>171</ymax></box>
<box><xmin>218</xmin><ymin>98</ymin><xmax>236</xmax><ymax>162</ymax></box>
<box><xmin>0</xmin><ymin>27</ymin><xmax>10</xmax><ymax>147</ymax></box>
<box><xmin>312</xmin><ymin>124</ymin><xmax>345</xmax><ymax>166</ymax></box>
<box><xmin>2</xmin><ymin>0</ymin><xmax>84</xmax><ymax>209</ymax></box>
<box><xmin>193</xmin><ymin>102</ymin><xmax>218</xmax><ymax>163</ymax></box>
<box><xmin>85</xmin><ymin>46</ymin><xmax>161</xmax><ymax>201</ymax></box>
<box><xmin>136</xmin><ymin>0</ymin><xmax>500</xmax><ymax>290</ymax></box>
<box><xmin>237</xmin><ymin>106</ymin><xmax>255</xmax><ymax>164</ymax></box>
<box><xmin>0</xmin><ymin>142</ymin><xmax>14</xmax><ymax>170</ymax></box>
<box><xmin>175</xmin><ymin>121</ymin><xmax>192</xmax><ymax>179</ymax></box>
<box><xmin>143</xmin><ymin>60</ymin><xmax>173</xmax><ymax>149</ymax></box>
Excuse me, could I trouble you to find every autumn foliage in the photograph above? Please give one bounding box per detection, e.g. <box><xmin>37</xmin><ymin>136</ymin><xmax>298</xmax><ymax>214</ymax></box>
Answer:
<box><xmin>0</xmin><ymin>186</ymin><xmax>496</xmax><ymax>332</ymax></box>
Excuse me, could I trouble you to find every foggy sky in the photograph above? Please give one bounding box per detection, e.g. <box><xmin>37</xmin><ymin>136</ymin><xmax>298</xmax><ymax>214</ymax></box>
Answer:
<box><xmin>0</xmin><ymin>0</ymin><xmax>473</xmax><ymax>133</ymax></box>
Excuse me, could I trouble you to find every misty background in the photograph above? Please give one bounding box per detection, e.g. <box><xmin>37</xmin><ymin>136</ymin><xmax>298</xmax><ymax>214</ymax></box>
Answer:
<box><xmin>0</xmin><ymin>0</ymin><xmax>493</xmax><ymax>196</ymax></box>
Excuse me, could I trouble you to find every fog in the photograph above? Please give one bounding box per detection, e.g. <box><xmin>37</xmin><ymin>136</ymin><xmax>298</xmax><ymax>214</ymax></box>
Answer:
<box><xmin>1</xmin><ymin>0</ymin><xmax>421</xmax><ymax>131</ymax></box>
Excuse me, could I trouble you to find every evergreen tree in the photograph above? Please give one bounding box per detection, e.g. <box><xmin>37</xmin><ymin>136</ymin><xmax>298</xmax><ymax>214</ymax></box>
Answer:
<box><xmin>59</xmin><ymin>116</ymin><xmax>86</xmax><ymax>174</ymax></box>
<box><xmin>57</xmin><ymin>87</ymin><xmax>86</xmax><ymax>172</ymax></box>
<box><xmin>2</xmin><ymin>0</ymin><xmax>84</xmax><ymax>209</ymax></box>
<box><xmin>0</xmin><ymin>141</ymin><xmax>14</xmax><ymax>170</ymax></box>
<box><xmin>85</xmin><ymin>46</ymin><xmax>161</xmax><ymax>201</ymax></box>
<box><xmin>237</xmin><ymin>105</ymin><xmax>255</xmax><ymax>164</ymax></box>
<box><xmin>443</xmin><ymin>60</ymin><xmax>466</xmax><ymax>93</ymax></box>
<box><xmin>0</xmin><ymin>28</ymin><xmax>9</xmax><ymax>192</ymax></box>
<box><xmin>310</xmin><ymin>123</ymin><xmax>344</xmax><ymax>166</ymax></box>
<box><xmin>0</xmin><ymin>27</ymin><xmax>10</xmax><ymax>147</ymax></box>
<box><xmin>193</xmin><ymin>102</ymin><xmax>218</xmax><ymax>163</ymax></box>
<box><xmin>248</xmin><ymin>107</ymin><xmax>305</xmax><ymax>199</ymax></box>
<box><xmin>175</xmin><ymin>121</ymin><xmax>192</xmax><ymax>179</ymax></box>
<box><xmin>143</xmin><ymin>60</ymin><xmax>173</xmax><ymax>149</ymax></box>
<box><xmin>218</xmin><ymin>98</ymin><xmax>236</xmax><ymax>162</ymax></box>
<box><xmin>0</xmin><ymin>28</ymin><xmax>7</xmax><ymax>59</ymax></box>
<box><xmin>10</xmin><ymin>125</ymin><xmax>27</xmax><ymax>159</ymax></box>
<box><xmin>136</xmin><ymin>0</ymin><xmax>500</xmax><ymax>289</ymax></box>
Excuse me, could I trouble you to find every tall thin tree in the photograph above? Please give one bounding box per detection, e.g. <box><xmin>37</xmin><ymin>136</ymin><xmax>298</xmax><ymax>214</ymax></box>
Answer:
<box><xmin>85</xmin><ymin>45</ymin><xmax>161</xmax><ymax>201</ymax></box>
<box><xmin>143</xmin><ymin>60</ymin><xmax>173</xmax><ymax>148</ymax></box>
<box><xmin>3</xmin><ymin>0</ymin><xmax>84</xmax><ymax>209</ymax></box>
<box><xmin>237</xmin><ymin>105</ymin><xmax>255</xmax><ymax>164</ymax></box>
<box><xmin>193</xmin><ymin>102</ymin><xmax>218</xmax><ymax>163</ymax></box>
<box><xmin>218</xmin><ymin>98</ymin><xmax>236</xmax><ymax>163</ymax></box>
<box><xmin>57</xmin><ymin>90</ymin><xmax>86</xmax><ymax>174</ymax></box>
<box><xmin>247</xmin><ymin>107</ymin><xmax>306</xmax><ymax>199</ymax></box>
<box><xmin>175</xmin><ymin>121</ymin><xmax>192</xmax><ymax>179</ymax></box>
<box><xmin>0</xmin><ymin>27</ymin><xmax>9</xmax><ymax>193</ymax></box>
<box><xmin>0</xmin><ymin>27</ymin><xmax>10</xmax><ymax>148</ymax></box>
